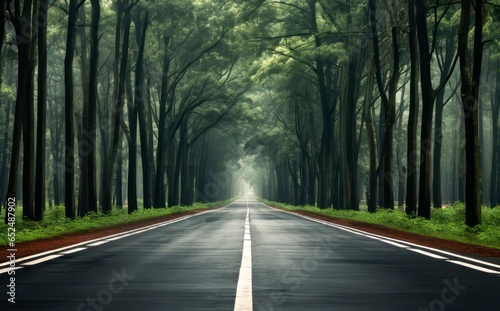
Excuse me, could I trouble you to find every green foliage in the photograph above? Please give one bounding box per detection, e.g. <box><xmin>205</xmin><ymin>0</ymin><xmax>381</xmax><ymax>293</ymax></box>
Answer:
<box><xmin>263</xmin><ymin>200</ymin><xmax>500</xmax><ymax>250</ymax></box>
<box><xmin>0</xmin><ymin>200</ymin><xmax>235</xmax><ymax>245</ymax></box>
<box><xmin>0</xmin><ymin>83</ymin><xmax>16</xmax><ymax>102</ymax></box>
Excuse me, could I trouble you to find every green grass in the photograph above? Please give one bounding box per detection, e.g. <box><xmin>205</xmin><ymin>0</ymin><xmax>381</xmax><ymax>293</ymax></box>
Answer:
<box><xmin>261</xmin><ymin>199</ymin><xmax>500</xmax><ymax>250</ymax></box>
<box><xmin>0</xmin><ymin>199</ymin><xmax>235</xmax><ymax>245</ymax></box>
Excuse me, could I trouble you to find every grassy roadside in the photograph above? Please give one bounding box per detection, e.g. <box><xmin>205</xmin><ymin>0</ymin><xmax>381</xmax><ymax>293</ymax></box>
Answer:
<box><xmin>0</xmin><ymin>199</ymin><xmax>235</xmax><ymax>245</ymax></box>
<box><xmin>261</xmin><ymin>199</ymin><xmax>500</xmax><ymax>250</ymax></box>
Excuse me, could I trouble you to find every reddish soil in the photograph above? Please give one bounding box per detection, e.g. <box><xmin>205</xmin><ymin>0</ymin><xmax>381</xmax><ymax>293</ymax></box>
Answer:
<box><xmin>1</xmin><ymin>209</ymin><xmax>208</xmax><ymax>263</ymax></box>
<box><xmin>3</xmin><ymin>207</ymin><xmax>499</xmax><ymax>263</ymax></box>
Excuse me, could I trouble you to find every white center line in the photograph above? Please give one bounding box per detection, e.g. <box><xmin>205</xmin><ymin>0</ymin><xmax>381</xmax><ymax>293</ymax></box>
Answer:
<box><xmin>234</xmin><ymin>200</ymin><xmax>253</xmax><ymax>311</ymax></box>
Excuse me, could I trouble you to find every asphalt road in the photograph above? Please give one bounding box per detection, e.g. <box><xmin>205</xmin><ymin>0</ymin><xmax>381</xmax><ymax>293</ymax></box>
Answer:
<box><xmin>1</xmin><ymin>198</ymin><xmax>499</xmax><ymax>310</ymax></box>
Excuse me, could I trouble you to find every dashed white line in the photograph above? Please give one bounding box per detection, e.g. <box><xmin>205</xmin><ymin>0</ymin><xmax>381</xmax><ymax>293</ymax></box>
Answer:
<box><xmin>234</xmin><ymin>201</ymin><xmax>253</xmax><ymax>311</ymax></box>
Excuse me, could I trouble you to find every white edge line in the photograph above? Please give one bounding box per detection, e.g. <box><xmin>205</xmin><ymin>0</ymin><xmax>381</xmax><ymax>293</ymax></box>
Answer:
<box><xmin>0</xmin><ymin>202</ymin><xmax>236</xmax><ymax>272</ymax></box>
<box><xmin>261</xmin><ymin>202</ymin><xmax>500</xmax><ymax>274</ymax></box>
<box><xmin>22</xmin><ymin>255</ymin><xmax>64</xmax><ymax>266</ymax></box>
<box><xmin>407</xmin><ymin>248</ymin><xmax>449</xmax><ymax>260</ymax></box>
<box><xmin>59</xmin><ymin>247</ymin><xmax>87</xmax><ymax>255</ymax></box>
<box><xmin>0</xmin><ymin>266</ymin><xmax>22</xmax><ymax>274</ymax></box>
<box><xmin>379</xmin><ymin>240</ymin><xmax>411</xmax><ymax>248</ymax></box>
<box><xmin>86</xmin><ymin>240</ymin><xmax>110</xmax><ymax>247</ymax></box>
<box><xmin>446</xmin><ymin>260</ymin><xmax>500</xmax><ymax>274</ymax></box>
<box><xmin>333</xmin><ymin>221</ymin><xmax>500</xmax><ymax>270</ymax></box>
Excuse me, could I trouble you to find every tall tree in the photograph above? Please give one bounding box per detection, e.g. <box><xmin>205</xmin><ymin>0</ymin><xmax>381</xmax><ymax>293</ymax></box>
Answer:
<box><xmin>406</xmin><ymin>0</ymin><xmax>419</xmax><ymax>216</ymax></box>
<box><xmin>415</xmin><ymin>0</ymin><xmax>457</xmax><ymax>219</ymax></box>
<box><xmin>134</xmin><ymin>11</ymin><xmax>151</xmax><ymax>209</ymax></box>
<box><xmin>79</xmin><ymin>0</ymin><xmax>100</xmax><ymax>216</ymax></box>
<box><xmin>153</xmin><ymin>34</ymin><xmax>170</xmax><ymax>208</ymax></box>
<box><xmin>128</xmin><ymin>11</ymin><xmax>149</xmax><ymax>213</ymax></box>
<box><xmin>309</xmin><ymin>0</ymin><xmax>335</xmax><ymax>209</ymax></box>
<box><xmin>432</xmin><ymin>7</ymin><xmax>459</xmax><ymax>208</ymax></box>
<box><xmin>416</xmin><ymin>0</ymin><xmax>436</xmax><ymax>219</ymax></box>
<box><xmin>64</xmin><ymin>0</ymin><xmax>78</xmax><ymax>219</ymax></box>
<box><xmin>35</xmin><ymin>0</ymin><xmax>49</xmax><ymax>220</ymax></box>
<box><xmin>491</xmin><ymin>58</ymin><xmax>500</xmax><ymax>208</ymax></box>
<box><xmin>368</xmin><ymin>0</ymin><xmax>401</xmax><ymax>210</ymax></box>
<box><xmin>458</xmin><ymin>0</ymin><xmax>484</xmax><ymax>226</ymax></box>
<box><xmin>102</xmin><ymin>1</ymin><xmax>134</xmax><ymax>213</ymax></box>
<box><xmin>339</xmin><ymin>36</ymin><xmax>362</xmax><ymax>211</ymax></box>
<box><xmin>363</xmin><ymin>44</ymin><xmax>377</xmax><ymax>213</ymax></box>
<box><xmin>6</xmin><ymin>0</ymin><xmax>37</xmax><ymax>220</ymax></box>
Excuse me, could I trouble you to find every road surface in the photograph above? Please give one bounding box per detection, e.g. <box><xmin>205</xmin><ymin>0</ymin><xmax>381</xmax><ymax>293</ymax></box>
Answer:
<box><xmin>1</xmin><ymin>199</ymin><xmax>499</xmax><ymax>310</ymax></box>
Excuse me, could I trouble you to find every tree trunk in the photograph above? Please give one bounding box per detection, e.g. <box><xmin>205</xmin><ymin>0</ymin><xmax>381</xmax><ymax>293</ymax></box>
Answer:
<box><xmin>0</xmin><ymin>100</ymin><xmax>11</xmax><ymax>205</ymax></box>
<box><xmin>102</xmin><ymin>3</ymin><xmax>132</xmax><ymax>213</ymax></box>
<box><xmin>299</xmin><ymin>151</ymin><xmax>307</xmax><ymax>205</ymax></box>
<box><xmin>432</xmin><ymin>88</ymin><xmax>445</xmax><ymax>208</ymax></box>
<box><xmin>432</xmin><ymin>37</ymin><xmax>455</xmax><ymax>208</ymax></box>
<box><xmin>171</xmin><ymin>122</ymin><xmax>187</xmax><ymax>207</ymax></box>
<box><xmin>458</xmin><ymin>0</ymin><xmax>483</xmax><ymax>227</ymax></box>
<box><xmin>307</xmin><ymin>157</ymin><xmax>315</xmax><ymax>206</ymax></box>
<box><xmin>128</xmin><ymin>89</ymin><xmax>138</xmax><ymax>212</ymax></box>
<box><xmin>340</xmin><ymin>54</ymin><xmax>360</xmax><ymax>211</ymax></box>
<box><xmin>382</xmin><ymin>24</ymin><xmax>399</xmax><ymax>211</ymax></box>
<box><xmin>79</xmin><ymin>0</ymin><xmax>99</xmax><ymax>216</ymax></box>
<box><xmin>165</xmin><ymin>136</ymin><xmax>176</xmax><ymax>204</ymax></box>
<box><xmin>1</xmin><ymin>62</ymin><xmax>20</xmax><ymax>217</ymax></box>
<box><xmin>458</xmin><ymin>111</ymin><xmax>466</xmax><ymax>203</ymax></box>
<box><xmin>48</xmin><ymin>94</ymin><xmax>62</xmax><ymax>206</ymax></box>
<box><xmin>77</xmin><ymin>1</ymin><xmax>89</xmax><ymax>106</ymax></box>
<box><xmin>13</xmin><ymin>0</ymin><xmax>36</xmax><ymax>220</ymax></box>
<box><xmin>153</xmin><ymin>35</ymin><xmax>171</xmax><ymax>208</ymax></box>
<box><xmin>35</xmin><ymin>0</ymin><xmax>48</xmax><ymax>220</ymax></box>
<box><xmin>195</xmin><ymin>135</ymin><xmax>209</xmax><ymax>202</ymax></box>
<box><xmin>134</xmin><ymin>12</ymin><xmax>150</xmax><ymax>209</ymax></box>
<box><xmin>406</xmin><ymin>0</ymin><xmax>419</xmax><ymax>216</ymax></box>
<box><xmin>451</xmin><ymin>126</ymin><xmax>458</xmax><ymax>202</ymax></box>
<box><xmin>0</xmin><ymin>4</ymin><xmax>5</xmax><ymax>206</ymax></box>
<box><xmin>308</xmin><ymin>0</ymin><xmax>332</xmax><ymax>209</ymax></box>
<box><xmin>315</xmin><ymin>60</ymin><xmax>334</xmax><ymax>209</ymax></box>
<box><xmin>490</xmin><ymin>59</ymin><xmax>500</xmax><ymax>208</ymax></box>
<box><xmin>331</xmin><ymin>123</ymin><xmax>339</xmax><ymax>209</ymax></box>
<box><xmin>115</xmin><ymin>135</ymin><xmax>124</xmax><ymax>208</ymax></box>
<box><xmin>179</xmin><ymin>122</ymin><xmax>190</xmax><ymax>206</ymax></box>
<box><xmin>396</xmin><ymin>75</ymin><xmax>407</xmax><ymax>209</ymax></box>
<box><xmin>369</xmin><ymin>0</ymin><xmax>399</xmax><ymax>210</ymax></box>
<box><xmin>363</xmin><ymin>49</ymin><xmax>377</xmax><ymax>213</ymax></box>
<box><xmin>146</xmin><ymin>76</ymin><xmax>155</xmax><ymax>199</ymax></box>
<box><xmin>64</xmin><ymin>0</ymin><xmax>78</xmax><ymax>219</ymax></box>
<box><xmin>416</xmin><ymin>0</ymin><xmax>435</xmax><ymax>220</ymax></box>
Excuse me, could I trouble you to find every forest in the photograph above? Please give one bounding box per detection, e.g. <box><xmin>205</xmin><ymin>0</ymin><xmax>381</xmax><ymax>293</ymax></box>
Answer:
<box><xmin>0</xmin><ymin>0</ymin><xmax>499</xmax><ymax>230</ymax></box>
